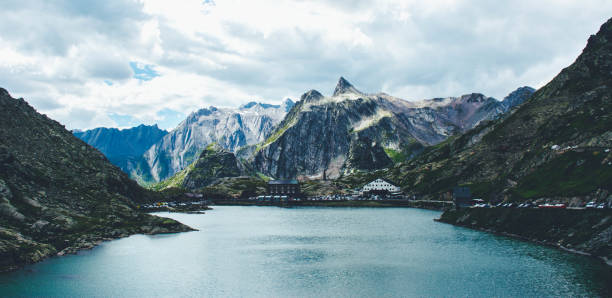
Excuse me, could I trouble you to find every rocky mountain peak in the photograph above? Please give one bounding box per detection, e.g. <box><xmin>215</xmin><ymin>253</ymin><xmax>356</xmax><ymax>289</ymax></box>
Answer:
<box><xmin>301</xmin><ymin>89</ymin><xmax>324</xmax><ymax>102</ymax></box>
<box><xmin>239</xmin><ymin>101</ymin><xmax>259</xmax><ymax>109</ymax></box>
<box><xmin>238</xmin><ymin>99</ymin><xmax>294</xmax><ymax>112</ymax></box>
<box><xmin>0</xmin><ymin>88</ymin><xmax>9</xmax><ymax>97</ymax></box>
<box><xmin>461</xmin><ymin>93</ymin><xmax>489</xmax><ymax>103</ymax></box>
<box><xmin>501</xmin><ymin>86</ymin><xmax>535</xmax><ymax>110</ymax></box>
<box><xmin>282</xmin><ymin>98</ymin><xmax>295</xmax><ymax>112</ymax></box>
<box><xmin>333</xmin><ymin>77</ymin><xmax>363</xmax><ymax>96</ymax></box>
<box><xmin>193</xmin><ymin>107</ymin><xmax>214</xmax><ymax>117</ymax></box>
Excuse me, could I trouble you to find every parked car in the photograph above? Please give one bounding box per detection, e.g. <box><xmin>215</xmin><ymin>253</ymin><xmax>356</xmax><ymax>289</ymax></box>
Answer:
<box><xmin>596</xmin><ymin>203</ymin><xmax>606</xmax><ymax>209</ymax></box>
<box><xmin>585</xmin><ymin>201</ymin><xmax>597</xmax><ymax>208</ymax></box>
<box><xmin>538</xmin><ymin>203</ymin><xmax>566</xmax><ymax>209</ymax></box>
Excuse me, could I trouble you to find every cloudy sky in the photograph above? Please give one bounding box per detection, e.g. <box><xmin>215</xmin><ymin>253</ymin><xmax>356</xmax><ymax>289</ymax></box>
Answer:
<box><xmin>1</xmin><ymin>0</ymin><xmax>611</xmax><ymax>130</ymax></box>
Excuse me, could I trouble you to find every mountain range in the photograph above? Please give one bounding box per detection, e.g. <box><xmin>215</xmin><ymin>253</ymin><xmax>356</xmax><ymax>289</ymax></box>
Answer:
<box><xmin>74</xmin><ymin>100</ymin><xmax>293</xmax><ymax>184</ymax></box>
<box><xmin>73</xmin><ymin>124</ymin><xmax>167</xmax><ymax>180</ymax></box>
<box><xmin>141</xmin><ymin>99</ymin><xmax>294</xmax><ymax>183</ymax></box>
<box><xmin>252</xmin><ymin>78</ymin><xmax>533</xmax><ymax>179</ymax></box>
<box><xmin>76</xmin><ymin>80</ymin><xmax>532</xmax><ymax>184</ymax></box>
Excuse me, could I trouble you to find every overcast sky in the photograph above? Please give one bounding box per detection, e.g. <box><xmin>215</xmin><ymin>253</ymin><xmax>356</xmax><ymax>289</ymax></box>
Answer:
<box><xmin>1</xmin><ymin>0</ymin><xmax>611</xmax><ymax>130</ymax></box>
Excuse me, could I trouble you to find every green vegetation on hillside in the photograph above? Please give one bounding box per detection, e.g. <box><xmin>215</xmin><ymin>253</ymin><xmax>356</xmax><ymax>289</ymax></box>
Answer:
<box><xmin>148</xmin><ymin>162</ymin><xmax>194</xmax><ymax>191</ymax></box>
<box><xmin>384</xmin><ymin>148</ymin><xmax>406</xmax><ymax>163</ymax></box>
<box><xmin>197</xmin><ymin>176</ymin><xmax>268</xmax><ymax>198</ymax></box>
<box><xmin>513</xmin><ymin>150</ymin><xmax>612</xmax><ymax>199</ymax></box>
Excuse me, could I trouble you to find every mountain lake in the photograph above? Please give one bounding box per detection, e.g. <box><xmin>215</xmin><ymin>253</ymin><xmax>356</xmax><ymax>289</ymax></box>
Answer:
<box><xmin>1</xmin><ymin>206</ymin><xmax>610</xmax><ymax>297</ymax></box>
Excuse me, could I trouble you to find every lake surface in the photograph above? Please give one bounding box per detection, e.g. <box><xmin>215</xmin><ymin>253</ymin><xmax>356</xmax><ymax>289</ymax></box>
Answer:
<box><xmin>1</xmin><ymin>206</ymin><xmax>611</xmax><ymax>297</ymax></box>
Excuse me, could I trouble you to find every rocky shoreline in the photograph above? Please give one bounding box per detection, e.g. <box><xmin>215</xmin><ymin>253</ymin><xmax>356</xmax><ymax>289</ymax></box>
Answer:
<box><xmin>211</xmin><ymin>199</ymin><xmax>453</xmax><ymax>210</ymax></box>
<box><xmin>1</xmin><ymin>214</ymin><xmax>195</xmax><ymax>273</ymax></box>
<box><xmin>0</xmin><ymin>90</ymin><xmax>199</xmax><ymax>273</ymax></box>
<box><xmin>436</xmin><ymin>208</ymin><xmax>612</xmax><ymax>266</ymax></box>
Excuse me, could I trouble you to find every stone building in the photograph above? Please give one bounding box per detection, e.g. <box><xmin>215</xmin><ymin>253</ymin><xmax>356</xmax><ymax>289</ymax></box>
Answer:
<box><xmin>267</xmin><ymin>180</ymin><xmax>300</xmax><ymax>195</ymax></box>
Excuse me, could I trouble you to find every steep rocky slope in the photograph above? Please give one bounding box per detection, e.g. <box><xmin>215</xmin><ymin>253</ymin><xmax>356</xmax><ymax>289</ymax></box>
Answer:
<box><xmin>141</xmin><ymin>100</ymin><xmax>294</xmax><ymax>183</ymax></box>
<box><xmin>0</xmin><ymin>89</ymin><xmax>192</xmax><ymax>272</ymax></box>
<box><xmin>152</xmin><ymin>143</ymin><xmax>245</xmax><ymax>190</ymax></box>
<box><xmin>73</xmin><ymin>124</ymin><xmax>167</xmax><ymax>181</ymax></box>
<box><xmin>253</xmin><ymin>77</ymin><xmax>533</xmax><ymax>179</ymax></box>
<box><xmin>366</xmin><ymin>17</ymin><xmax>612</xmax><ymax>204</ymax></box>
<box><xmin>151</xmin><ymin>143</ymin><xmax>267</xmax><ymax>199</ymax></box>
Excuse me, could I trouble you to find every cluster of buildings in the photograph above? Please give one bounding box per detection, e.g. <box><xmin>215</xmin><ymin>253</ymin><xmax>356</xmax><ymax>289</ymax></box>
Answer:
<box><xmin>257</xmin><ymin>178</ymin><xmax>403</xmax><ymax>201</ymax></box>
<box><xmin>140</xmin><ymin>200</ymin><xmax>208</xmax><ymax>210</ymax></box>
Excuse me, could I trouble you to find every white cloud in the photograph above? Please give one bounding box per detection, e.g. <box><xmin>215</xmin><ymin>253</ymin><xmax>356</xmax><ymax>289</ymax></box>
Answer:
<box><xmin>1</xmin><ymin>0</ymin><xmax>611</xmax><ymax>130</ymax></box>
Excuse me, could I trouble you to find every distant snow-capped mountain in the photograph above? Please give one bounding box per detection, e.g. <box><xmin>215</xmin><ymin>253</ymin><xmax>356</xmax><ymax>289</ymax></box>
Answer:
<box><xmin>140</xmin><ymin>99</ymin><xmax>294</xmax><ymax>182</ymax></box>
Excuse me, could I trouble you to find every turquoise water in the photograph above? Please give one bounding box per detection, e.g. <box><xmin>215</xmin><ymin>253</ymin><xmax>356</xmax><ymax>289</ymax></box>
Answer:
<box><xmin>1</xmin><ymin>206</ymin><xmax>610</xmax><ymax>297</ymax></box>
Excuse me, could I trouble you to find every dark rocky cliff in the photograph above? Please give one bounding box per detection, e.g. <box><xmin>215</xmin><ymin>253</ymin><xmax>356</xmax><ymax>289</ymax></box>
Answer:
<box><xmin>0</xmin><ymin>89</ymin><xmax>192</xmax><ymax>272</ymax></box>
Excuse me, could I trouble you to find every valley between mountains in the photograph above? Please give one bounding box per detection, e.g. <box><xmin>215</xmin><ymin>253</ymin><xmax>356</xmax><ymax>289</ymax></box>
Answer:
<box><xmin>1</xmin><ymin>17</ymin><xmax>612</xmax><ymax>272</ymax></box>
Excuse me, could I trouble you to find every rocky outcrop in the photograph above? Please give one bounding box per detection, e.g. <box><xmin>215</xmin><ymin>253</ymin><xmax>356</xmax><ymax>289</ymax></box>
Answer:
<box><xmin>252</xmin><ymin>77</ymin><xmax>532</xmax><ymax>179</ymax></box>
<box><xmin>73</xmin><ymin>124</ymin><xmax>167</xmax><ymax>182</ymax></box>
<box><xmin>0</xmin><ymin>89</ymin><xmax>193</xmax><ymax>272</ymax></box>
<box><xmin>346</xmin><ymin>137</ymin><xmax>393</xmax><ymax>171</ymax></box>
<box><xmin>141</xmin><ymin>100</ymin><xmax>293</xmax><ymax>183</ymax></box>
<box><xmin>333</xmin><ymin>76</ymin><xmax>364</xmax><ymax>96</ymax></box>
<box><xmin>150</xmin><ymin>143</ymin><xmax>250</xmax><ymax>191</ymax></box>
<box><xmin>182</xmin><ymin>144</ymin><xmax>242</xmax><ymax>190</ymax></box>
<box><xmin>437</xmin><ymin>208</ymin><xmax>612</xmax><ymax>265</ymax></box>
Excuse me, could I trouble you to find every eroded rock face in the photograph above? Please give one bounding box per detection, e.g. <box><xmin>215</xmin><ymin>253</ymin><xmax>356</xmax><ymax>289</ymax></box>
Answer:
<box><xmin>252</xmin><ymin>77</ymin><xmax>532</xmax><ymax>179</ymax></box>
<box><xmin>0</xmin><ymin>90</ymin><xmax>193</xmax><ymax>272</ymax></box>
